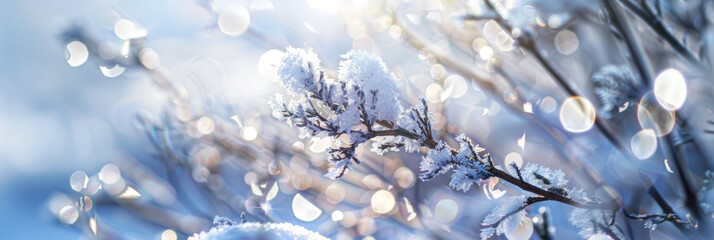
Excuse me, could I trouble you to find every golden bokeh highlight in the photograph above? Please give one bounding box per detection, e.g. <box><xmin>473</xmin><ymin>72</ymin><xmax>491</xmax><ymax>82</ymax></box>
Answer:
<box><xmin>370</xmin><ymin>190</ymin><xmax>395</xmax><ymax>214</ymax></box>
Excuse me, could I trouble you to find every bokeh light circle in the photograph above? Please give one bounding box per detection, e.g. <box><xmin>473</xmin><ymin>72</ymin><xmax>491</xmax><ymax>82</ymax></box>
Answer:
<box><xmin>637</xmin><ymin>93</ymin><xmax>675</xmax><ymax>136</ymax></box>
<box><xmin>653</xmin><ymin>68</ymin><xmax>687</xmax><ymax>111</ymax></box>
<box><xmin>218</xmin><ymin>4</ymin><xmax>250</xmax><ymax>36</ymax></box>
<box><xmin>631</xmin><ymin>129</ymin><xmax>658</xmax><ymax>160</ymax></box>
<box><xmin>559</xmin><ymin>96</ymin><xmax>596</xmax><ymax>133</ymax></box>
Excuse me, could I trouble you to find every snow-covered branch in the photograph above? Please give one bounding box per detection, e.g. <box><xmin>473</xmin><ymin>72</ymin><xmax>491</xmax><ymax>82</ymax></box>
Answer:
<box><xmin>270</xmin><ymin>48</ymin><xmax>622</xmax><ymax>239</ymax></box>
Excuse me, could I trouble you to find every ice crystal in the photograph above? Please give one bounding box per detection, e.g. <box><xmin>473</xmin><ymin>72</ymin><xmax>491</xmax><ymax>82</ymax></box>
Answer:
<box><xmin>480</xmin><ymin>196</ymin><xmax>528</xmax><ymax>240</ymax></box>
<box><xmin>567</xmin><ymin>188</ymin><xmax>589</xmax><ymax>203</ymax></box>
<box><xmin>450</xmin><ymin>134</ymin><xmax>491</xmax><ymax>192</ymax></box>
<box><xmin>323</xmin><ymin>153</ymin><xmax>355</xmax><ymax>179</ymax></box>
<box><xmin>419</xmin><ymin>135</ymin><xmax>493</xmax><ymax>192</ymax></box>
<box><xmin>370</xmin><ymin>136</ymin><xmax>405</xmax><ymax>155</ymax></box>
<box><xmin>569</xmin><ymin>208</ymin><xmax>621</xmax><ymax>239</ymax></box>
<box><xmin>398</xmin><ymin>99</ymin><xmax>431</xmax><ymax>142</ymax></box>
<box><xmin>521</xmin><ymin>163</ymin><xmax>568</xmax><ymax>190</ymax></box>
<box><xmin>213</xmin><ymin>216</ymin><xmax>237</xmax><ymax>227</ymax></box>
<box><xmin>420</xmin><ymin>141</ymin><xmax>455</xmax><ymax>180</ymax></box>
<box><xmin>644</xmin><ymin>220</ymin><xmax>658</xmax><ymax>230</ymax></box>
<box><xmin>479</xmin><ymin>227</ymin><xmax>496</xmax><ymax>240</ymax></box>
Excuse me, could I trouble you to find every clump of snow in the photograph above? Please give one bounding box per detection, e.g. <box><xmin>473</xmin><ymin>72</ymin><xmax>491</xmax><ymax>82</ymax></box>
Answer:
<box><xmin>270</xmin><ymin>48</ymin><xmax>406</xmax><ymax>179</ymax></box>
<box><xmin>190</xmin><ymin>216</ymin><xmax>328</xmax><ymax>240</ymax></box>
<box><xmin>337</xmin><ymin>50</ymin><xmax>402</xmax><ymax>124</ymax></box>
<box><xmin>271</xmin><ymin>48</ymin><xmax>497</xmax><ymax>187</ymax></box>
<box><xmin>277</xmin><ymin>47</ymin><xmax>322</xmax><ymax>96</ymax></box>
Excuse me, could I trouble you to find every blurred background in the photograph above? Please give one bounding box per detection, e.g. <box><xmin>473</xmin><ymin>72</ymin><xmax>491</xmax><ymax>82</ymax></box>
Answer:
<box><xmin>0</xmin><ymin>0</ymin><xmax>416</xmax><ymax>238</ymax></box>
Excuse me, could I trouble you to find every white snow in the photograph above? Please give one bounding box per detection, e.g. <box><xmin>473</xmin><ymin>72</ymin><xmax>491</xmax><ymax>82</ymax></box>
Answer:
<box><xmin>190</xmin><ymin>217</ymin><xmax>328</xmax><ymax>240</ymax></box>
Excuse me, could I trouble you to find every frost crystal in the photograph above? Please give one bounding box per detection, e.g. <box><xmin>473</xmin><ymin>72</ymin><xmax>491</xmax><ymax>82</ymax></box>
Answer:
<box><xmin>567</xmin><ymin>188</ymin><xmax>589</xmax><ymax>203</ymax></box>
<box><xmin>480</xmin><ymin>196</ymin><xmax>528</xmax><ymax>240</ymax></box>
<box><xmin>569</xmin><ymin>208</ymin><xmax>622</xmax><ymax>239</ymax></box>
<box><xmin>190</xmin><ymin>216</ymin><xmax>329</xmax><ymax>240</ymax></box>
<box><xmin>450</xmin><ymin>134</ymin><xmax>491</xmax><ymax>192</ymax></box>
<box><xmin>521</xmin><ymin>163</ymin><xmax>568</xmax><ymax>190</ymax></box>
<box><xmin>419</xmin><ymin>135</ymin><xmax>493</xmax><ymax>192</ymax></box>
<box><xmin>370</xmin><ymin>136</ymin><xmax>405</xmax><ymax>155</ymax></box>
<box><xmin>592</xmin><ymin>65</ymin><xmax>639</xmax><ymax>118</ymax></box>
<box><xmin>420</xmin><ymin>141</ymin><xmax>454</xmax><ymax>179</ymax></box>
<box><xmin>644</xmin><ymin>220</ymin><xmax>658</xmax><ymax>230</ymax></box>
<box><xmin>213</xmin><ymin>216</ymin><xmax>237</xmax><ymax>227</ymax></box>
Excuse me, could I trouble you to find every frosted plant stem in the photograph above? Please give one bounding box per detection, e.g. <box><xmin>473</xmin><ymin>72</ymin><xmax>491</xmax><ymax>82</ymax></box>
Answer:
<box><xmin>602</xmin><ymin>0</ymin><xmax>652</xmax><ymax>86</ymax></box>
<box><xmin>393</xmin><ymin>6</ymin><xmax>610</xmax><ymax>190</ymax></box>
<box><xmin>481</xmin><ymin>0</ymin><xmax>628</xmax><ymax>157</ymax></box>
<box><xmin>666</xmin><ymin>135</ymin><xmax>705</xmax><ymax>221</ymax></box>
<box><xmin>638</xmin><ymin>172</ymin><xmax>694</xmax><ymax>232</ymax></box>
<box><xmin>604</xmin><ymin>0</ymin><xmax>706</xmax><ymax>222</ymax></box>
<box><xmin>616</xmin><ymin>0</ymin><xmax>707</xmax><ymax>71</ymax></box>
<box><xmin>372</xmin><ymin>125</ymin><xmax>615</xmax><ymax>210</ymax></box>
<box><xmin>484</xmin><ymin>196</ymin><xmax>548</xmax><ymax>227</ymax></box>
<box><xmin>602</xmin><ymin>0</ymin><xmax>702</xmax><ymax>223</ymax></box>
<box><xmin>527</xmin><ymin>40</ymin><xmax>626</xmax><ymax>153</ymax></box>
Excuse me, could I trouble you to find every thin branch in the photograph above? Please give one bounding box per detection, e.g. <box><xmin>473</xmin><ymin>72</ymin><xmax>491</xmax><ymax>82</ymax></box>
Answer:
<box><xmin>602</xmin><ymin>0</ymin><xmax>652</xmax><ymax>86</ymax></box>
<box><xmin>481</xmin><ymin>0</ymin><xmax>629</xmax><ymax>155</ymax></box>
<box><xmin>510</xmin><ymin>162</ymin><xmax>524</xmax><ymax>182</ymax></box>
<box><xmin>616</xmin><ymin>0</ymin><xmax>706</xmax><ymax>70</ymax></box>
<box><xmin>376</xmin><ymin>124</ymin><xmax>615</xmax><ymax>210</ymax></box>
<box><xmin>638</xmin><ymin>171</ymin><xmax>692</xmax><ymax>231</ymax></box>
